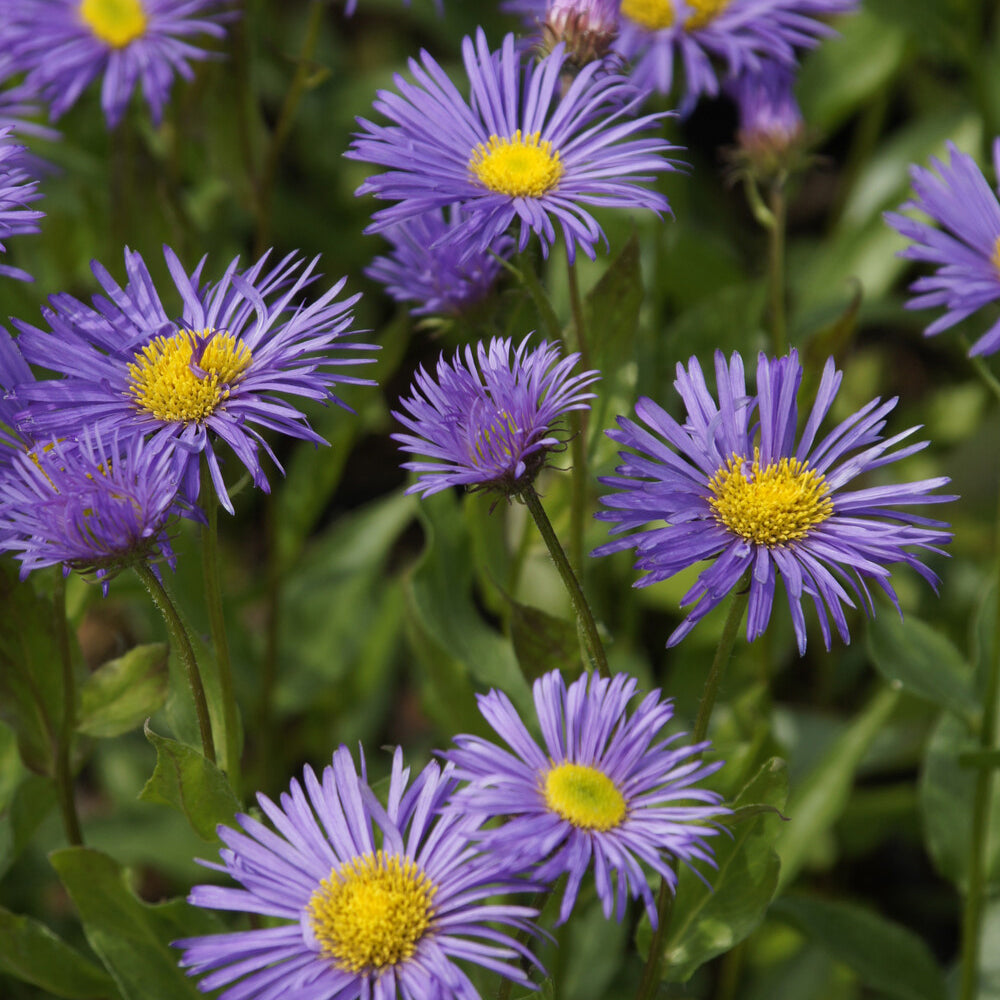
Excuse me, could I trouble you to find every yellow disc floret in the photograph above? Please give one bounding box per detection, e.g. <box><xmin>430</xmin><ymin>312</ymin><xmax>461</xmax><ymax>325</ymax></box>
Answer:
<box><xmin>991</xmin><ymin>235</ymin><xmax>1000</xmax><ymax>274</ymax></box>
<box><xmin>708</xmin><ymin>448</ymin><xmax>834</xmax><ymax>546</ymax></box>
<box><xmin>307</xmin><ymin>851</ymin><xmax>437</xmax><ymax>973</ymax></box>
<box><xmin>621</xmin><ymin>0</ymin><xmax>676</xmax><ymax>30</ymax></box>
<box><xmin>685</xmin><ymin>0</ymin><xmax>731</xmax><ymax>29</ymax></box>
<box><xmin>469</xmin><ymin>130</ymin><xmax>564</xmax><ymax>198</ymax></box>
<box><xmin>79</xmin><ymin>0</ymin><xmax>148</xmax><ymax>47</ymax></box>
<box><xmin>127</xmin><ymin>328</ymin><xmax>253</xmax><ymax>424</ymax></box>
<box><xmin>543</xmin><ymin>761</ymin><xmax>627</xmax><ymax>832</ymax></box>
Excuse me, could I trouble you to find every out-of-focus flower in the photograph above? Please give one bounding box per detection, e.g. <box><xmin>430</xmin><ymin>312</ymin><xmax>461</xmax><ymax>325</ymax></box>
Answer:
<box><xmin>0</xmin><ymin>127</ymin><xmax>43</xmax><ymax>282</ymax></box>
<box><xmin>0</xmin><ymin>431</ymin><xmax>194</xmax><ymax>592</ymax></box>
<box><xmin>393</xmin><ymin>335</ymin><xmax>599</xmax><ymax>497</ymax></box>
<box><xmin>365</xmin><ymin>207</ymin><xmax>514</xmax><ymax>317</ymax></box>
<box><xmin>727</xmin><ymin>62</ymin><xmax>804</xmax><ymax>176</ymax></box>
<box><xmin>446</xmin><ymin>670</ymin><xmax>725</xmax><ymax>925</ymax></box>
<box><xmin>12</xmin><ymin>247</ymin><xmax>375</xmax><ymax>512</ymax></box>
<box><xmin>885</xmin><ymin>140</ymin><xmax>1000</xmax><ymax>357</ymax></box>
<box><xmin>541</xmin><ymin>0</ymin><xmax>621</xmax><ymax>66</ymax></box>
<box><xmin>348</xmin><ymin>29</ymin><xmax>679</xmax><ymax>263</ymax></box>
<box><xmin>175</xmin><ymin>746</ymin><xmax>540</xmax><ymax>1000</ymax></box>
<box><xmin>594</xmin><ymin>350</ymin><xmax>954</xmax><ymax>654</ymax></box>
<box><xmin>1</xmin><ymin>0</ymin><xmax>231</xmax><ymax>128</ymax></box>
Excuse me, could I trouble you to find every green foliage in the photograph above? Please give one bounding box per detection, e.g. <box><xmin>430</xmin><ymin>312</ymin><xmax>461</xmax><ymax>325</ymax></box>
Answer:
<box><xmin>77</xmin><ymin>644</ymin><xmax>169</xmax><ymax>739</ymax></box>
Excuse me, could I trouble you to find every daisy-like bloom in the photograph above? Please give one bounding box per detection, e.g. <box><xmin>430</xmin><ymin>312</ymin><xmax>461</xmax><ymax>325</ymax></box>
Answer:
<box><xmin>885</xmin><ymin>140</ymin><xmax>1000</xmax><ymax>358</ymax></box>
<box><xmin>0</xmin><ymin>431</ymin><xmax>195</xmax><ymax>592</ymax></box>
<box><xmin>175</xmin><ymin>745</ymin><xmax>540</xmax><ymax>1000</ymax></box>
<box><xmin>2</xmin><ymin>0</ymin><xmax>231</xmax><ymax>128</ymax></box>
<box><xmin>12</xmin><ymin>246</ymin><xmax>375</xmax><ymax>512</ymax></box>
<box><xmin>347</xmin><ymin>29</ymin><xmax>679</xmax><ymax>263</ymax></box>
<box><xmin>365</xmin><ymin>207</ymin><xmax>515</xmax><ymax>317</ymax></box>
<box><xmin>0</xmin><ymin>127</ymin><xmax>44</xmax><ymax>282</ymax></box>
<box><xmin>446</xmin><ymin>670</ymin><xmax>726</xmax><ymax>925</ymax></box>
<box><xmin>0</xmin><ymin>326</ymin><xmax>38</xmax><ymax>462</ymax></box>
<box><xmin>393</xmin><ymin>335</ymin><xmax>600</xmax><ymax>497</ymax></box>
<box><xmin>594</xmin><ymin>350</ymin><xmax>954</xmax><ymax>654</ymax></box>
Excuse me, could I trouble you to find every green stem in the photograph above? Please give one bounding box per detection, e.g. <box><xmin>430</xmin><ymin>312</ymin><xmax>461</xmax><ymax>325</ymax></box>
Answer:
<box><xmin>256</xmin><ymin>490</ymin><xmax>282</xmax><ymax>795</ymax></box>
<box><xmin>766</xmin><ymin>180</ymin><xmax>788</xmax><ymax>356</ymax></box>
<box><xmin>636</xmin><ymin>584</ymin><xmax>748</xmax><ymax>1000</ymax></box>
<box><xmin>134</xmin><ymin>563</ymin><xmax>216</xmax><ymax>762</ymax></box>
<box><xmin>52</xmin><ymin>573</ymin><xmax>83</xmax><ymax>846</ymax></box>
<box><xmin>520</xmin><ymin>483</ymin><xmax>609</xmax><ymax>678</ymax></box>
<box><xmin>958</xmin><ymin>483</ymin><xmax>1000</xmax><ymax>1000</ymax></box>
<box><xmin>966</xmin><ymin>348</ymin><xmax>1000</xmax><ymax>406</ymax></box>
<box><xmin>201</xmin><ymin>461</ymin><xmax>241</xmax><ymax>787</ymax></box>
<box><xmin>255</xmin><ymin>0</ymin><xmax>325</xmax><ymax>256</ymax></box>
<box><xmin>565</xmin><ymin>258</ymin><xmax>592</xmax><ymax>574</ymax></box>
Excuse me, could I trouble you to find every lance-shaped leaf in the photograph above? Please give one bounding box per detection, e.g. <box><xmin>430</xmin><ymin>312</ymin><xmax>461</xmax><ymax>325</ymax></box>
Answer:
<box><xmin>77</xmin><ymin>644</ymin><xmax>169</xmax><ymax>739</ymax></box>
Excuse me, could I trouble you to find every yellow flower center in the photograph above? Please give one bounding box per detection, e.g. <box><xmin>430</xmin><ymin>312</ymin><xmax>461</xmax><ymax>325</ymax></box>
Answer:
<box><xmin>543</xmin><ymin>761</ymin><xmax>627</xmax><ymax>832</ymax></box>
<box><xmin>79</xmin><ymin>0</ymin><xmax>148</xmax><ymax>47</ymax></box>
<box><xmin>684</xmin><ymin>0</ymin><xmax>732</xmax><ymax>29</ymax></box>
<box><xmin>707</xmin><ymin>448</ymin><xmax>833</xmax><ymax>547</ymax></box>
<box><xmin>991</xmin><ymin>235</ymin><xmax>1000</xmax><ymax>274</ymax></box>
<box><xmin>126</xmin><ymin>328</ymin><xmax>253</xmax><ymax>424</ymax></box>
<box><xmin>621</xmin><ymin>0</ymin><xmax>675</xmax><ymax>30</ymax></box>
<box><xmin>469</xmin><ymin>130</ymin><xmax>564</xmax><ymax>198</ymax></box>
<box><xmin>307</xmin><ymin>852</ymin><xmax>437</xmax><ymax>973</ymax></box>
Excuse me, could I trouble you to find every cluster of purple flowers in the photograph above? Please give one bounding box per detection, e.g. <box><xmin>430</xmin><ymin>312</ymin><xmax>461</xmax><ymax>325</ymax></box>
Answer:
<box><xmin>176</xmin><ymin>669</ymin><xmax>726</xmax><ymax>1000</ymax></box>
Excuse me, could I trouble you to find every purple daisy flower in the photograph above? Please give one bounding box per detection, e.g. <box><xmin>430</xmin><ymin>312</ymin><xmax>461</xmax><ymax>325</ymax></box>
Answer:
<box><xmin>175</xmin><ymin>745</ymin><xmax>540</xmax><ymax>1000</ymax></box>
<box><xmin>393</xmin><ymin>335</ymin><xmax>600</xmax><ymax>497</ymax></box>
<box><xmin>347</xmin><ymin>29</ymin><xmax>679</xmax><ymax>263</ymax></box>
<box><xmin>0</xmin><ymin>326</ymin><xmax>40</xmax><ymax>460</ymax></box>
<box><xmin>365</xmin><ymin>207</ymin><xmax>515</xmax><ymax>317</ymax></box>
<box><xmin>12</xmin><ymin>246</ymin><xmax>376</xmax><ymax>513</ymax></box>
<box><xmin>0</xmin><ymin>431</ymin><xmax>194</xmax><ymax>592</ymax></box>
<box><xmin>885</xmin><ymin>140</ymin><xmax>1000</xmax><ymax>357</ymax></box>
<box><xmin>593</xmin><ymin>350</ymin><xmax>954</xmax><ymax>653</ymax></box>
<box><xmin>0</xmin><ymin>127</ymin><xmax>44</xmax><ymax>282</ymax></box>
<box><xmin>2</xmin><ymin>0</ymin><xmax>231</xmax><ymax>128</ymax></box>
<box><xmin>446</xmin><ymin>670</ymin><xmax>726</xmax><ymax>925</ymax></box>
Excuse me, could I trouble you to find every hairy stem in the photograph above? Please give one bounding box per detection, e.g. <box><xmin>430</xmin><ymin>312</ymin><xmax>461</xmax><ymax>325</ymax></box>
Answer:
<box><xmin>52</xmin><ymin>573</ymin><xmax>83</xmax><ymax>846</ymax></box>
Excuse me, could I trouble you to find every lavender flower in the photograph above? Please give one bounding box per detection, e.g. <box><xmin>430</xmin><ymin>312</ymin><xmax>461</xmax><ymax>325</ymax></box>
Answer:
<box><xmin>365</xmin><ymin>207</ymin><xmax>514</xmax><ymax>317</ymax></box>
<box><xmin>12</xmin><ymin>247</ymin><xmax>376</xmax><ymax>512</ymax></box>
<box><xmin>175</xmin><ymin>746</ymin><xmax>539</xmax><ymax>1000</ymax></box>
<box><xmin>447</xmin><ymin>670</ymin><xmax>726</xmax><ymax>925</ymax></box>
<box><xmin>2</xmin><ymin>0</ymin><xmax>231</xmax><ymax>128</ymax></box>
<box><xmin>393</xmin><ymin>335</ymin><xmax>600</xmax><ymax>497</ymax></box>
<box><xmin>0</xmin><ymin>127</ymin><xmax>43</xmax><ymax>282</ymax></box>
<box><xmin>541</xmin><ymin>0</ymin><xmax>621</xmax><ymax>65</ymax></box>
<box><xmin>348</xmin><ymin>29</ymin><xmax>679</xmax><ymax>263</ymax></box>
<box><xmin>727</xmin><ymin>62</ymin><xmax>804</xmax><ymax>173</ymax></box>
<box><xmin>594</xmin><ymin>350</ymin><xmax>954</xmax><ymax>654</ymax></box>
<box><xmin>885</xmin><ymin>140</ymin><xmax>1000</xmax><ymax>357</ymax></box>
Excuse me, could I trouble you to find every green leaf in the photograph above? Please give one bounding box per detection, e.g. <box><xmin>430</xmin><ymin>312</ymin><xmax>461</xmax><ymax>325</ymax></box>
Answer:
<box><xmin>866</xmin><ymin>613</ymin><xmax>978</xmax><ymax>729</ymax></box>
<box><xmin>772</xmin><ymin>895</ymin><xmax>947</xmax><ymax>1000</ymax></box>
<box><xmin>77</xmin><ymin>643</ymin><xmax>169</xmax><ymax>739</ymax></box>
<box><xmin>49</xmin><ymin>846</ymin><xmax>219</xmax><ymax>1000</ymax></box>
<box><xmin>0</xmin><ymin>905</ymin><xmax>118</xmax><ymax>999</ymax></box>
<box><xmin>657</xmin><ymin>757</ymin><xmax>788</xmax><ymax>983</ymax></box>
<box><xmin>920</xmin><ymin>712</ymin><xmax>1000</xmax><ymax>893</ymax></box>
<box><xmin>503</xmin><ymin>592</ymin><xmax>581</xmax><ymax>683</ymax></box>
<box><xmin>138</xmin><ymin>723</ymin><xmax>241</xmax><ymax>841</ymax></box>
<box><xmin>776</xmin><ymin>686</ymin><xmax>901</xmax><ymax>891</ymax></box>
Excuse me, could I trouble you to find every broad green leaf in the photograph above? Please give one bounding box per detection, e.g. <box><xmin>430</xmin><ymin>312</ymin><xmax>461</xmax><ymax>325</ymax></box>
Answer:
<box><xmin>77</xmin><ymin>643</ymin><xmax>169</xmax><ymax>739</ymax></box>
<box><xmin>776</xmin><ymin>686</ymin><xmax>901</xmax><ymax>891</ymax></box>
<box><xmin>504</xmin><ymin>593</ymin><xmax>581</xmax><ymax>683</ymax></box>
<box><xmin>656</xmin><ymin>757</ymin><xmax>788</xmax><ymax>983</ymax></box>
<box><xmin>50</xmin><ymin>847</ymin><xmax>219</xmax><ymax>1000</ymax></box>
<box><xmin>772</xmin><ymin>895</ymin><xmax>947</xmax><ymax>1000</ymax></box>
<box><xmin>866</xmin><ymin>613</ymin><xmax>978</xmax><ymax>729</ymax></box>
<box><xmin>919</xmin><ymin>712</ymin><xmax>1000</xmax><ymax>893</ymax></box>
<box><xmin>0</xmin><ymin>905</ymin><xmax>118</xmax><ymax>999</ymax></box>
<box><xmin>138</xmin><ymin>724</ymin><xmax>241</xmax><ymax>841</ymax></box>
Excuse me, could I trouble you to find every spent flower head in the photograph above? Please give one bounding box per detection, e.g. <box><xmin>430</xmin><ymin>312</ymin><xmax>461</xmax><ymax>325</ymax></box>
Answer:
<box><xmin>12</xmin><ymin>246</ymin><xmax>376</xmax><ymax>512</ymax></box>
<box><xmin>348</xmin><ymin>29</ymin><xmax>679</xmax><ymax>263</ymax></box>
<box><xmin>541</xmin><ymin>0</ymin><xmax>622</xmax><ymax>66</ymax></box>
<box><xmin>393</xmin><ymin>335</ymin><xmax>600</xmax><ymax>497</ymax></box>
<box><xmin>594</xmin><ymin>350</ymin><xmax>954</xmax><ymax>654</ymax></box>
<box><xmin>446</xmin><ymin>670</ymin><xmax>726</xmax><ymax>925</ymax></box>
<box><xmin>727</xmin><ymin>62</ymin><xmax>805</xmax><ymax>177</ymax></box>
<box><xmin>175</xmin><ymin>745</ymin><xmax>540</xmax><ymax>1000</ymax></box>
<box><xmin>885</xmin><ymin>140</ymin><xmax>1000</xmax><ymax>357</ymax></box>
<box><xmin>1</xmin><ymin>0</ymin><xmax>232</xmax><ymax>128</ymax></box>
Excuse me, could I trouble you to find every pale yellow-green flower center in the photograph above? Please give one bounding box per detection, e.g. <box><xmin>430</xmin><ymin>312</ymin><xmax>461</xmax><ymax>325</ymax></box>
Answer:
<box><xmin>685</xmin><ymin>0</ymin><xmax>732</xmax><ymax>29</ymax></box>
<box><xmin>621</xmin><ymin>0</ymin><xmax>675</xmax><ymax>30</ymax></box>
<box><xmin>543</xmin><ymin>761</ymin><xmax>627</xmax><ymax>832</ymax></box>
<box><xmin>469</xmin><ymin>130</ymin><xmax>564</xmax><ymax>198</ymax></box>
<box><xmin>126</xmin><ymin>329</ymin><xmax>253</xmax><ymax>423</ymax></box>
<box><xmin>79</xmin><ymin>0</ymin><xmax>148</xmax><ymax>47</ymax></box>
<box><xmin>708</xmin><ymin>448</ymin><xmax>833</xmax><ymax>546</ymax></box>
<box><xmin>307</xmin><ymin>852</ymin><xmax>437</xmax><ymax>973</ymax></box>
<box><xmin>991</xmin><ymin>235</ymin><xmax>1000</xmax><ymax>274</ymax></box>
